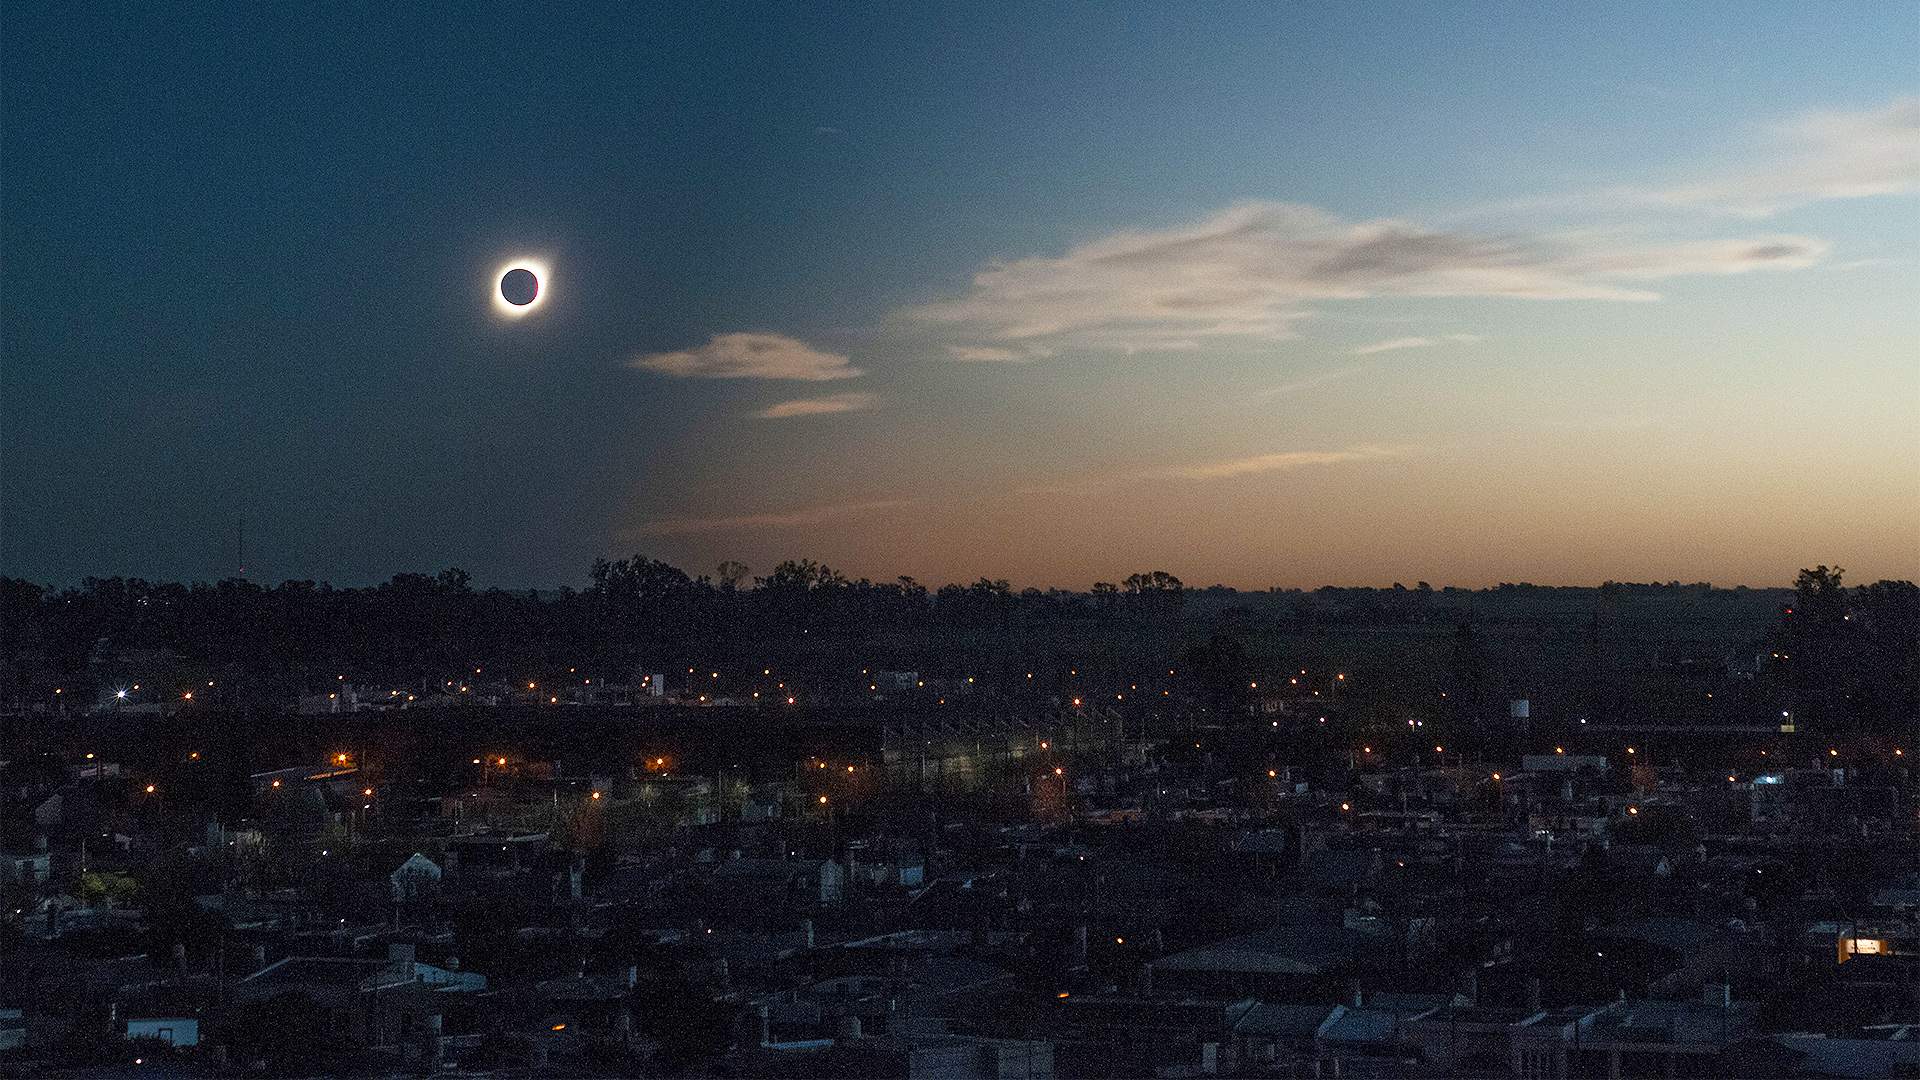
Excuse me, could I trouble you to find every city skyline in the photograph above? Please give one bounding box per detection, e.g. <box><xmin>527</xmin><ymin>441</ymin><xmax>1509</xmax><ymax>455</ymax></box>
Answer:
<box><xmin>4</xmin><ymin>4</ymin><xmax>1916</xmax><ymax>589</ymax></box>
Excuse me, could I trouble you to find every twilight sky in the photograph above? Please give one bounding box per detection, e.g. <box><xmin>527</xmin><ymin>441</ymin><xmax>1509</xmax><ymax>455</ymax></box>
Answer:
<box><xmin>3</xmin><ymin>3</ymin><xmax>1916</xmax><ymax>589</ymax></box>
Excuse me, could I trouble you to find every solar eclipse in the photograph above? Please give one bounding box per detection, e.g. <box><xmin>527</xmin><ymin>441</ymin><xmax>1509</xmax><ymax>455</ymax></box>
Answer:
<box><xmin>492</xmin><ymin>260</ymin><xmax>548</xmax><ymax>317</ymax></box>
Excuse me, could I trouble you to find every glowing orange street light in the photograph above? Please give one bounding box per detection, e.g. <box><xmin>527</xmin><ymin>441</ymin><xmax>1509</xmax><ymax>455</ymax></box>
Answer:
<box><xmin>590</xmin><ymin>791</ymin><xmax>602</xmax><ymax>800</ymax></box>
<box><xmin>144</xmin><ymin>784</ymin><xmax>156</xmax><ymax>794</ymax></box>
<box><xmin>271</xmin><ymin>779</ymin><xmax>282</xmax><ymax>788</ymax></box>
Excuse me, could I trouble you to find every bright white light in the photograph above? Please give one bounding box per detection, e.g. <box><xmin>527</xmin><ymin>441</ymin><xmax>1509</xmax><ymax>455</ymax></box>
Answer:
<box><xmin>491</xmin><ymin>259</ymin><xmax>550</xmax><ymax>317</ymax></box>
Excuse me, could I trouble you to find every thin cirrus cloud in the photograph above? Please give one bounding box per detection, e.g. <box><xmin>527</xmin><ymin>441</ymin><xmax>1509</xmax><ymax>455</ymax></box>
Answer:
<box><xmin>901</xmin><ymin>99</ymin><xmax>1920</xmax><ymax>359</ymax></box>
<box><xmin>1646</xmin><ymin>96</ymin><xmax>1920</xmax><ymax>218</ymax></box>
<box><xmin>1019</xmin><ymin>444</ymin><xmax>1404</xmax><ymax>495</ymax></box>
<box><xmin>635</xmin><ymin>445</ymin><xmax>1401</xmax><ymax>534</ymax></box>
<box><xmin>1353</xmin><ymin>333</ymin><xmax>1482</xmax><ymax>355</ymax></box>
<box><xmin>1354</xmin><ymin>336</ymin><xmax>1435</xmax><ymax>355</ymax></box>
<box><xmin>1447</xmin><ymin>97</ymin><xmax>1920</xmax><ymax>223</ymax></box>
<box><xmin>627</xmin><ymin>497</ymin><xmax>917</xmax><ymax>537</ymax></box>
<box><xmin>630</xmin><ymin>332</ymin><xmax>862</xmax><ymax>381</ymax></box>
<box><xmin>906</xmin><ymin>201</ymin><xmax>1824</xmax><ymax>355</ymax></box>
<box><xmin>756</xmin><ymin>391</ymin><xmax>878</xmax><ymax>419</ymax></box>
<box><xmin>946</xmin><ymin>344</ymin><xmax>1056</xmax><ymax>363</ymax></box>
<box><xmin>1152</xmin><ymin>445</ymin><xmax>1401</xmax><ymax>481</ymax></box>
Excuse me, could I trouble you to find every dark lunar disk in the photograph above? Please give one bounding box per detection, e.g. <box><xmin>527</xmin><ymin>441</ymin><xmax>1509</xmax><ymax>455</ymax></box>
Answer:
<box><xmin>500</xmin><ymin>268</ymin><xmax>539</xmax><ymax>306</ymax></box>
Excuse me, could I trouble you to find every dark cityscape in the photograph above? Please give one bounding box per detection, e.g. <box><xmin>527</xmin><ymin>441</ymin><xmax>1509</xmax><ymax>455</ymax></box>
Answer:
<box><xmin>1</xmin><ymin>566</ymin><xmax>1917</xmax><ymax>1076</ymax></box>
<box><xmin>3</xmin><ymin>4</ymin><xmax>1918</xmax><ymax>1078</ymax></box>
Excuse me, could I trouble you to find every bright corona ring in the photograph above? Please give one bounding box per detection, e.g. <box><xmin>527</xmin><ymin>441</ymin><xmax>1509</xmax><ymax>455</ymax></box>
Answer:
<box><xmin>492</xmin><ymin>259</ymin><xmax>549</xmax><ymax>317</ymax></box>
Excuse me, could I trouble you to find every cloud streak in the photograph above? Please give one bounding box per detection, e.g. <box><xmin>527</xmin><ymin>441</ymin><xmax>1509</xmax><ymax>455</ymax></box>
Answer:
<box><xmin>629</xmin><ymin>497</ymin><xmax>917</xmax><ymax>536</ymax></box>
<box><xmin>1651</xmin><ymin>97</ymin><xmax>1920</xmax><ymax>217</ymax></box>
<box><xmin>631</xmin><ymin>333</ymin><xmax>862</xmax><ymax>381</ymax></box>
<box><xmin>1258</xmin><ymin>364</ymin><xmax>1372</xmax><ymax>399</ymax></box>
<box><xmin>946</xmin><ymin>344</ymin><xmax>1056</xmax><ymax>363</ymax></box>
<box><xmin>755</xmin><ymin>391</ymin><xmax>878</xmax><ymax>419</ymax></box>
<box><xmin>1353</xmin><ymin>332</ymin><xmax>1482</xmax><ymax>355</ymax></box>
<box><xmin>1152</xmin><ymin>445</ymin><xmax>1401</xmax><ymax>481</ymax></box>
<box><xmin>1020</xmin><ymin>444</ymin><xmax>1405</xmax><ymax>495</ymax></box>
<box><xmin>908</xmin><ymin>202</ymin><xmax>1822</xmax><ymax>354</ymax></box>
<box><xmin>1353</xmin><ymin>336</ymin><xmax>1436</xmax><ymax>355</ymax></box>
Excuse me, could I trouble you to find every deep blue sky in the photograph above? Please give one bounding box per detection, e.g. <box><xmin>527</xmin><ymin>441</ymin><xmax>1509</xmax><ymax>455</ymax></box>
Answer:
<box><xmin>5</xmin><ymin>3</ymin><xmax>1916</xmax><ymax>588</ymax></box>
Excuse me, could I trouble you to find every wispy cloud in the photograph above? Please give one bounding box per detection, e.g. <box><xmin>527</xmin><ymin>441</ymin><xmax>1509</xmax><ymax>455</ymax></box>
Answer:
<box><xmin>908</xmin><ymin>201</ymin><xmax>1821</xmax><ymax>355</ymax></box>
<box><xmin>1353</xmin><ymin>336</ymin><xmax>1436</xmax><ymax>355</ymax></box>
<box><xmin>1153</xmin><ymin>445</ymin><xmax>1401</xmax><ymax>481</ymax></box>
<box><xmin>755</xmin><ymin>391</ymin><xmax>878</xmax><ymax>419</ymax></box>
<box><xmin>1532</xmin><ymin>413</ymin><xmax>1669</xmax><ymax>433</ymax></box>
<box><xmin>1353</xmin><ymin>332</ymin><xmax>1482</xmax><ymax>355</ymax></box>
<box><xmin>1019</xmin><ymin>444</ymin><xmax>1405</xmax><ymax>495</ymax></box>
<box><xmin>1650</xmin><ymin>97</ymin><xmax>1920</xmax><ymax>218</ymax></box>
<box><xmin>1258</xmin><ymin>364</ymin><xmax>1371</xmax><ymax>399</ymax></box>
<box><xmin>631</xmin><ymin>333</ymin><xmax>862</xmax><ymax>381</ymax></box>
<box><xmin>1450</xmin><ymin>97</ymin><xmax>1920</xmax><ymax>224</ymax></box>
<box><xmin>628</xmin><ymin>497</ymin><xmax>916</xmax><ymax>537</ymax></box>
<box><xmin>639</xmin><ymin>444</ymin><xmax>1403</xmax><ymax>532</ymax></box>
<box><xmin>946</xmin><ymin>344</ymin><xmax>1056</xmax><ymax>363</ymax></box>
